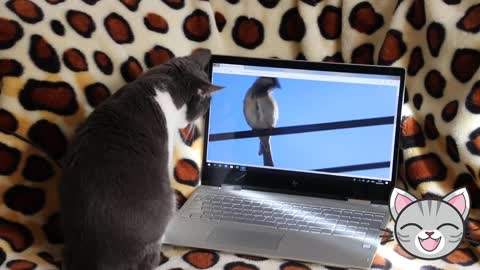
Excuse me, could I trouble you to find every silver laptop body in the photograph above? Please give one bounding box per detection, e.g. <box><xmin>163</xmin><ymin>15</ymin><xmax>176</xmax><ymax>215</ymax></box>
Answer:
<box><xmin>163</xmin><ymin>55</ymin><xmax>405</xmax><ymax>269</ymax></box>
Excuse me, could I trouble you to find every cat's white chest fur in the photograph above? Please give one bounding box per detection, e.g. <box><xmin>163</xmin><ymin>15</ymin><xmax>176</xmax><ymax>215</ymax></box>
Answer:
<box><xmin>153</xmin><ymin>89</ymin><xmax>188</xmax><ymax>168</ymax></box>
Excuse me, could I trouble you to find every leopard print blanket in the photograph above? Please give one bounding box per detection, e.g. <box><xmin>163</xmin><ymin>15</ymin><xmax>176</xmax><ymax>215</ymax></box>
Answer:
<box><xmin>0</xmin><ymin>0</ymin><xmax>479</xmax><ymax>269</ymax></box>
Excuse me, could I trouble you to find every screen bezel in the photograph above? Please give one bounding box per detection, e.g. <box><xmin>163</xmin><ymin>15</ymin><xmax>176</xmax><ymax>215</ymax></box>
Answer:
<box><xmin>202</xmin><ymin>55</ymin><xmax>405</xmax><ymax>205</ymax></box>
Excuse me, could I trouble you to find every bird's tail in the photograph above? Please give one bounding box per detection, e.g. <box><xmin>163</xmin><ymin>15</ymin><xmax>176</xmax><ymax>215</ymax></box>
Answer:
<box><xmin>259</xmin><ymin>136</ymin><xmax>274</xmax><ymax>166</ymax></box>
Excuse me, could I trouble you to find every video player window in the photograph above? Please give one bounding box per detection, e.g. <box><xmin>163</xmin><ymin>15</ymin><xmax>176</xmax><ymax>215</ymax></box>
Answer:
<box><xmin>207</xmin><ymin>65</ymin><xmax>401</xmax><ymax>181</ymax></box>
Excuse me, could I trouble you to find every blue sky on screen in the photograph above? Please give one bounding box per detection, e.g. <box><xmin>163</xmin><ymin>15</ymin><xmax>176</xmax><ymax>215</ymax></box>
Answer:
<box><xmin>207</xmin><ymin>72</ymin><xmax>400</xmax><ymax>180</ymax></box>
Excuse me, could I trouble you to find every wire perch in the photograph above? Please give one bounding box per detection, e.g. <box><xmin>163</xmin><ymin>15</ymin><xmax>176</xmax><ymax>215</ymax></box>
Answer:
<box><xmin>209</xmin><ymin>116</ymin><xmax>395</xmax><ymax>141</ymax></box>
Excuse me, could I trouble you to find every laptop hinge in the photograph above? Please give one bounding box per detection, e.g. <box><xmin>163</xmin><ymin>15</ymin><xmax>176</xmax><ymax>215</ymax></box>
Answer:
<box><xmin>221</xmin><ymin>184</ymin><xmax>242</xmax><ymax>191</ymax></box>
<box><xmin>348</xmin><ymin>198</ymin><xmax>371</xmax><ymax>205</ymax></box>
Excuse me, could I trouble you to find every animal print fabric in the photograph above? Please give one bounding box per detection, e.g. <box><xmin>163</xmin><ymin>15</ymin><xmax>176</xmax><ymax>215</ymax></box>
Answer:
<box><xmin>0</xmin><ymin>0</ymin><xmax>479</xmax><ymax>269</ymax></box>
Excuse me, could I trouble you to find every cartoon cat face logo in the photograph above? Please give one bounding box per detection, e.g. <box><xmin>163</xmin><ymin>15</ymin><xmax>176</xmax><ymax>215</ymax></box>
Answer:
<box><xmin>389</xmin><ymin>188</ymin><xmax>470</xmax><ymax>260</ymax></box>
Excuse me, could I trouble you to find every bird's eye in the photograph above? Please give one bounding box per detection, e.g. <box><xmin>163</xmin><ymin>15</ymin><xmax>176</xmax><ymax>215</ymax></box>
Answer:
<box><xmin>400</xmin><ymin>223</ymin><xmax>423</xmax><ymax>230</ymax></box>
<box><xmin>437</xmin><ymin>223</ymin><xmax>459</xmax><ymax>230</ymax></box>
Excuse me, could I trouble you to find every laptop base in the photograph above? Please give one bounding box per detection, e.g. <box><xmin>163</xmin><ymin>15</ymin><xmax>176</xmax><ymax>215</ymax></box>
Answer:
<box><xmin>163</xmin><ymin>186</ymin><xmax>389</xmax><ymax>269</ymax></box>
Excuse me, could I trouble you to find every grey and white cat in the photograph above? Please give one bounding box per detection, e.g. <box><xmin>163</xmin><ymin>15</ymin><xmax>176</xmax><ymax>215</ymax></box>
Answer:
<box><xmin>59</xmin><ymin>49</ymin><xmax>222</xmax><ymax>270</ymax></box>
<box><xmin>389</xmin><ymin>187</ymin><xmax>470</xmax><ymax>260</ymax></box>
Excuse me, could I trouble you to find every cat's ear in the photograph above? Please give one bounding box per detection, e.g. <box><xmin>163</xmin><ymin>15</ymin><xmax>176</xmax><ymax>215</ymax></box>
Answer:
<box><xmin>199</xmin><ymin>83</ymin><xmax>224</xmax><ymax>96</ymax></box>
<box><xmin>443</xmin><ymin>187</ymin><xmax>470</xmax><ymax>220</ymax></box>
<box><xmin>389</xmin><ymin>188</ymin><xmax>417</xmax><ymax>221</ymax></box>
<box><xmin>190</xmin><ymin>48</ymin><xmax>211</xmax><ymax>69</ymax></box>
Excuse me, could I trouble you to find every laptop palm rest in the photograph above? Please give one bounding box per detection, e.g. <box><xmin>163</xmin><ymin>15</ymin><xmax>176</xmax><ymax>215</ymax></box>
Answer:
<box><xmin>207</xmin><ymin>227</ymin><xmax>284</xmax><ymax>250</ymax></box>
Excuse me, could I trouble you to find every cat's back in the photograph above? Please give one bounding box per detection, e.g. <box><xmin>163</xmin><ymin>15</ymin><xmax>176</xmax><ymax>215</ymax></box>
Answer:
<box><xmin>60</xmin><ymin>82</ymin><xmax>170</xmax><ymax>201</ymax></box>
<box><xmin>68</xmin><ymin>83</ymin><xmax>167</xmax><ymax>160</ymax></box>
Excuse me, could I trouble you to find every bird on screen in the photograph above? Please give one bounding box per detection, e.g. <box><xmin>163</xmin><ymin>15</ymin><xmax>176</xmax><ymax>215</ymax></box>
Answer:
<box><xmin>243</xmin><ymin>76</ymin><xmax>281</xmax><ymax>167</ymax></box>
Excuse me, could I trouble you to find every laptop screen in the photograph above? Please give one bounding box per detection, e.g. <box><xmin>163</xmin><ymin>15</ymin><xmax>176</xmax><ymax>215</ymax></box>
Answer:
<box><xmin>203</xmin><ymin>56</ymin><xmax>404</xmax><ymax>202</ymax></box>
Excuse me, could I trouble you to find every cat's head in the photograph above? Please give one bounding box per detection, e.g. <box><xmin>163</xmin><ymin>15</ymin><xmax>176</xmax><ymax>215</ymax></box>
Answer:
<box><xmin>389</xmin><ymin>188</ymin><xmax>470</xmax><ymax>260</ymax></box>
<box><xmin>141</xmin><ymin>48</ymin><xmax>223</xmax><ymax>123</ymax></box>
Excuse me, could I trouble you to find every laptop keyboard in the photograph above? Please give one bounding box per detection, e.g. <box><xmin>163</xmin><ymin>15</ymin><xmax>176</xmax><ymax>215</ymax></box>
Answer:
<box><xmin>181</xmin><ymin>193</ymin><xmax>384</xmax><ymax>242</ymax></box>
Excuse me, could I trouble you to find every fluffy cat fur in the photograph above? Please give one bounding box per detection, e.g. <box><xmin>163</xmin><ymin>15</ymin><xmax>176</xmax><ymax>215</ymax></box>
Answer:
<box><xmin>59</xmin><ymin>49</ymin><xmax>222</xmax><ymax>270</ymax></box>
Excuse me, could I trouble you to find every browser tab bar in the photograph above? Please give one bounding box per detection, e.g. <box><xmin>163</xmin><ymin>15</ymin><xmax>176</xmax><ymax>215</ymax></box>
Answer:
<box><xmin>212</xmin><ymin>64</ymin><xmax>400</xmax><ymax>87</ymax></box>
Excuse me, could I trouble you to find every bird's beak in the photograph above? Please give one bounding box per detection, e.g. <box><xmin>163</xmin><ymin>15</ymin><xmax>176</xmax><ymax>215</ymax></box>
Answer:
<box><xmin>271</xmin><ymin>78</ymin><xmax>281</xmax><ymax>89</ymax></box>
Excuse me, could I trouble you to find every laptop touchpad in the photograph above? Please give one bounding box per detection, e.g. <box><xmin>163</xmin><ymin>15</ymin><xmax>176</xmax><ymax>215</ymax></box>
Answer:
<box><xmin>207</xmin><ymin>227</ymin><xmax>284</xmax><ymax>250</ymax></box>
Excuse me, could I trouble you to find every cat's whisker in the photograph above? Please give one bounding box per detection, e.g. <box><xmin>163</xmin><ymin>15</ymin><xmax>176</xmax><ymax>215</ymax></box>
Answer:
<box><xmin>381</xmin><ymin>239</ymin><xmax>395</xmax><ymax>244</ymax></box>
<box><xmin>378</xmin><ymin>228</ymin><xmax>392</xmax><ymax>233</ymax></box>
<box><xmin>468</xmin><ymin>228</ymin><xmax>480</xmax><ymax>232</ymax></box>
<box><xmin>451</xmin><ymin>232</ymin><xmax>463</xmax><ymax>238</ymax></box>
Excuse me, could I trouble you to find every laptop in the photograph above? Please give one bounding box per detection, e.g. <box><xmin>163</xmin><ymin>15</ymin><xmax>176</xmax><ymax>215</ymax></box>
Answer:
<box><xmin>163</xmin><ymin>55</ymin><xmax>405</xmax><ymax>269</ymax></box>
